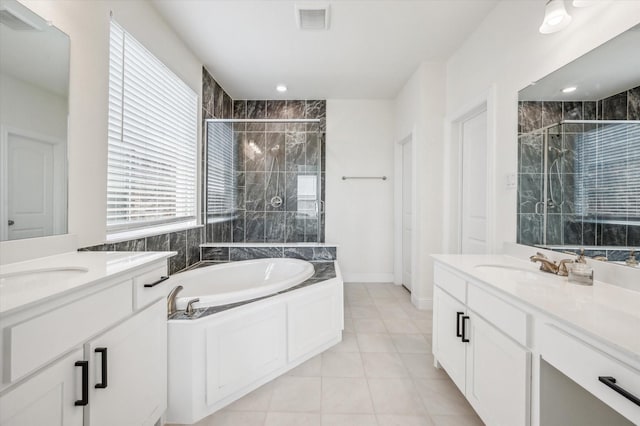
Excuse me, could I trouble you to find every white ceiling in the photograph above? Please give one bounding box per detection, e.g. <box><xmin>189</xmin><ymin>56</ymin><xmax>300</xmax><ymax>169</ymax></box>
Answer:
<box><xmin>152</xmin><ymin>0</ymin><xmax>498</xmax><ymax>100</ymax></box>
<box><xmin>519</xmin><ymin>24</ymin><xmax>640</xmax><ymax>102</ymax></box>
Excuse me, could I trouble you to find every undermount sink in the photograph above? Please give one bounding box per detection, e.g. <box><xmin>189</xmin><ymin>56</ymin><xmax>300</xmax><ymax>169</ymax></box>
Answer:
<box><xmin>0</xmin><ymin>267</ymin><xmax>89</xmax><ymax>286</ymax></box>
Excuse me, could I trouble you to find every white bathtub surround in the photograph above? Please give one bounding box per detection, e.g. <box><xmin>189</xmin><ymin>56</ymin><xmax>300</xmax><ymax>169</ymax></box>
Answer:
<box><xmin>167</xmin><ymin>262</ymin><xmax>344</xmax><ymax>424</ymax></box>
<box><xmin>0</xmin><ymin>251</ymin><xmax>174</xmax><ymax>425</ymax></box>
<box><xmin>168</xmin><ymin>258</ymin><xmax>315</xmax><ymax>310</ymax></box>
<box><xmin>432</xmin><ymin>253</ymin><xmax>640</xmax><ymax>425</ymax></box>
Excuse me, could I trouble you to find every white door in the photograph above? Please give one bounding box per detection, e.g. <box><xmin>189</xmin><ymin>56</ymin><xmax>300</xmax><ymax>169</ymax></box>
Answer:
<box><xmin>465</xmin><ymin>312</ymin><xmax>531</xmax><ymax>426</ymax></box>
<box><xmin>6</xmin><ymin>133</ymin><xmax>54</xmax><ymax>240</ymax></box>
<box><xmin>402</xmin><ymin>140</ymin><xmax>413</xmax><ymax>291</ymax></box>
<box><xmin>433</xmin><ymin>287</ymin><xmax>467</xmax><ymax>393</ymax></box>
<box><xmin>460</xmin><ymin>111</ymin><xmax>488</xmax><ymax>254</ymax></box>
<box><xmin>86</xmin><ymin>300</ymin><xmax>167</xmax><ymax>426</ymax></box>
<box><xmin>0</xmin><ymin>349</ymin><xmax>84</xmax><ymax>426</ymax></box>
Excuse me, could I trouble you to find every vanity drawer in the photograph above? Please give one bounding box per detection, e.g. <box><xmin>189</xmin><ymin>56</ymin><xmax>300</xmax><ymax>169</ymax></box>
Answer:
<box><xmin>467</xmin><ymin>284</ymin><xmax>528</xmax><ymax>346</ymax></box>
<box><xmin>541</xmin><ymin>324</ymin><xmax>640</xmax><ymax>424</ymax></box>
<box><xmin>5</xmin><ymin>280</ymin><xmax>133</xmax><ymax>383</ymax></box>
<box><xmin>133</xmin><ymin>265</ymin><xmax>169</xmax><ymax>309</ymax></box>
<box><xmin>434</xmin><ymin>264</ymin><xmax>466</xmax><ymax>303</ymax></box>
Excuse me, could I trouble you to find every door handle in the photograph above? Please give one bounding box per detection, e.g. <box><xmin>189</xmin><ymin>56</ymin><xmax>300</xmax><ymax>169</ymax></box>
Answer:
<box><xmin>74</xmin><ymin>361</ymin><xmax>89</xmax><ymax>406</ymax></box>
<box><xmin>456</xmin><ymin>312</ymin><xmax>464</xmax><ymax>337</ymax></box>
<box><xmin>95</xmin><ymin>347</ymin><xmax>108</xmax><ymax>389</ymax></box>
<box><xmin>7</xmin><ymin>219</ymin><xmax>14</xmax><ymax>226</ymax></box>
<box><xmin>598</xmin><ymin>376</ymin><xmax>640</xmax><ymax>406</ymax></box>
<box><xmin>461</xmin><ymin>316</ymin><xmax>470</xmax><ymax>343</ymax></box>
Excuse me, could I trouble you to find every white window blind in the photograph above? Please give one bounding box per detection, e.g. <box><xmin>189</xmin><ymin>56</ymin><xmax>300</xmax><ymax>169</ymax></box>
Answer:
<box><xmin>107</xmin><ymin>21</ymin><xmax>198</xmax><ymax>234</ymax></box>
<box><xmin>575</xmin><ymin>122</ymin><xmax>640</xmax><ymax>223</ymax></box>
<box><xmin>206</xmin><ymin>122</ymin><xmax>236</xmax><ymax>218</ymax></box>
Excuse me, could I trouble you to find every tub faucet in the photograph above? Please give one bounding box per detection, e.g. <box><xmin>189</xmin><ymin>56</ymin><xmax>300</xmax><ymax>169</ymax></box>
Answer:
<box><xmin>167</xmin><ymin>285</ymin><xmax>183</xmax><ymax>316</ymax></box>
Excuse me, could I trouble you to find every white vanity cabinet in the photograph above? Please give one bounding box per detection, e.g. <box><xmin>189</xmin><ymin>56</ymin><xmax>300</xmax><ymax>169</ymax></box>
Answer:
<box><xmin>0</xmin><ymin>255</ymin><xmax>171</xmax><ymax>426</ymax></box>
<box><xmin>433</xmin><ymin>264</ymin><xmax>531</xmax><ymax>426</ymax></box>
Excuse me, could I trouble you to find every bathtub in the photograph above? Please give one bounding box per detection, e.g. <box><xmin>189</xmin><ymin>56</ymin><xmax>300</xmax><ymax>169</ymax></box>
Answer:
<box><xmin>168</xmin><ymin>258</ymin><xmax>315</xmax><ymax>309</ymax></box>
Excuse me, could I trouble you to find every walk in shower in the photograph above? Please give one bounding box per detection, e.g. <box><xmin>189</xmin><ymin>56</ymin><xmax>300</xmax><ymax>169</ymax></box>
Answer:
<box><xmin>518</xmin><ymin>120</ymin><xmax>640</xmax><ymax>249</ymax></box>
<box><xmin>205</xmin><ymin>118</ymin><xmax>324</xmax><ymax>243</ymax></box>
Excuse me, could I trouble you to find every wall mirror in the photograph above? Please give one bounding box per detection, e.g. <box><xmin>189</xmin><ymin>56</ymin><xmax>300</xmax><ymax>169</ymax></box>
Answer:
<box><xmin>0</xmin><ymin>0</ymin><xmax>70</xmax><ymax>241</ymax></box>
<box><xmin>517</xmin><ymin>24</ymin><xmax>640</xmax><ymax>264</ymax></box>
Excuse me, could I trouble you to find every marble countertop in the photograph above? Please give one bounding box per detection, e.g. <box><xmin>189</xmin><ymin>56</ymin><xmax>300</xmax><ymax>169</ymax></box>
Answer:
<box><xmin>432</xmin><ymin>254</ymin><xmax>640</xmax><ymax>364</ymax></box>
<box><xmin>0</xmin><ymin>251</ymin><xmax>174</xmax><ymax>316</ymax></box>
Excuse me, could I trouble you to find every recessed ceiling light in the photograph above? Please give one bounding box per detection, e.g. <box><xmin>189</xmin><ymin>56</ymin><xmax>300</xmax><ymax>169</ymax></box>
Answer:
<box><xmin>276</xmin><ymin>84</ymin><xmax>287</xmax><ymax>93</ymax></box>
<box><xmin>562</xmin><ymin>86</ymin><xmax>577</xmax><ymax>93</ymax></box>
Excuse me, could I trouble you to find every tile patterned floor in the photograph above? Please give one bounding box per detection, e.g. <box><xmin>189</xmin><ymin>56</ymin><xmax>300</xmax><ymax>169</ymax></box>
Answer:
<box><xmin>171</xmin><ymin>283</ymin><xmax>484</xmax><ymax>426</ymax></box>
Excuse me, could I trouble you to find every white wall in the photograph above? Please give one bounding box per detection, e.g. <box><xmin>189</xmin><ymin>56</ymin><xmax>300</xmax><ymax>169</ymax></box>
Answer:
<box><xmin>393</xmin><ymin>62</ymin><xmax>446</xmax><ymax>308</ymax></box>
<box><xmin>17</xmin><ymin>0</ymin><xmax>203</xmax><ymax>248</ymax></box>
<box><xmin>445</xmin><ymin>0</ymin><xmax>640</xmax><ymax>253</ymax></box>
<box><xmin>326</xmin><ymin>100</ymin><xmax>395</xmax><ymax>283</ymax></box>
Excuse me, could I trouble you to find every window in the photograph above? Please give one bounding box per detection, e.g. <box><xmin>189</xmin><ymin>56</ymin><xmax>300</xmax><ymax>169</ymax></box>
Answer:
<box><xmin>206</xmin><ymin>122</ymin><xmax>236</xmax><ymax>219</ymax></box>
<box><xmin>107</xmin><ymin>20</ymin><xmax>198</xmax><ymax>236</ymax></box>
<box><xmin>575</xmin><ymin>122</ymin><xmax>640</xmax><ymax>224</ymax></box>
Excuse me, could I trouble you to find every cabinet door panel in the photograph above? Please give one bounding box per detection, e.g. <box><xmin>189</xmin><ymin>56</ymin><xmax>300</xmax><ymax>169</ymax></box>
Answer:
<box><xmin>87</xmin><ymin>300</ymin><xmax>167</xmax><ymax>426</ymax></box>
<box><xmin>433</xmin><ymin>286</ymin><xmax>467</xmax><ymax>392</ymax></box>
<box><xmin>0</xmin><ymin>349</ymin><xmax>84</xmax><ymax>426</ymax></box>
<box><xmin>466</xmin><ymin>313</ymin><xmax>530</xmax><ymax>426</ymax></box>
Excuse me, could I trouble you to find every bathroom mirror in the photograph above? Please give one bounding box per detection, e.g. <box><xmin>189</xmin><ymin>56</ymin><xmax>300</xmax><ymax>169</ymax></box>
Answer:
<box><xmin>517</xmin><ymin>24</ymin><xmax>640</xmax><ymax>263</ymax></box>
<box><xmin>0</xmin><ymin>0</ymin><xmax>70</xmax><ymax>241</ymax></box>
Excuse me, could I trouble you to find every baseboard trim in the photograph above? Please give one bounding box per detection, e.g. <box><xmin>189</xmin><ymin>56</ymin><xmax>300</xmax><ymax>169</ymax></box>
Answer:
<box><xmin>412</xmin><ymin>296</ymin><xmax>433</xmax><ymax>310</ymax></box>
<box><xmin>343</xmin><ymin>273</ymin><xmax>395</xmax><ymax>283</ymax></box>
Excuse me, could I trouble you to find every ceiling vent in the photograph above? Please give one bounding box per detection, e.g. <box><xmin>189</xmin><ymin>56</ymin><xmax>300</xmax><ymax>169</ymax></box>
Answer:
<box><xmin>295</xmin><ymin>3</ymin><xmax>330</xmax><ymax>31</ymax></box>
<box><xmin>0</xmin><ymin>0</ymin><xmax>47</xmax><ymax>31</ymax></box>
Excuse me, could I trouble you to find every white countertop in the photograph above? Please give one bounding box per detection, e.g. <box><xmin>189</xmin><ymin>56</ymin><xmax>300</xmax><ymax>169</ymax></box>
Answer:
<box><xmin>0</xmin><ymin>251</ymin><xmax>174</xmax><ymax>316</ymax></box>
<box><xmin>432</xmin><ymin>254</ymin><xmax>640</xmax><ymax>364</ymax></box>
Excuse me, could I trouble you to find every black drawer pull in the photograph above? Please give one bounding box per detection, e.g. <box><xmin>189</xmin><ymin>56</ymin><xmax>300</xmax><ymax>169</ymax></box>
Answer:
<box><xmin>95</xmin><ymin>347</ymin><xmax>108</xmax><ymax>389</ymax></box>
<box><xmin>456</xmin><ymin>312</ymin><xmax>464</xmax><ymax>337</ymax></box>
<box><xmin>74</xmin><ymin>361</ymin><xmax>88</xmax><ymax>406</ymax></box>
<box><xmin>461</xmin><ymin>315</ymin><xmax>470</xmax><ymax>343</ymax></box>
<box><xmin>144</xmin><ymin>276</ymin><xmax>169</xmax><ymax>288</ymax></box>
<box><xmin>598</xmin><ymin>376</ymin><xmax>640</xmax><ymax>406</ymax></box>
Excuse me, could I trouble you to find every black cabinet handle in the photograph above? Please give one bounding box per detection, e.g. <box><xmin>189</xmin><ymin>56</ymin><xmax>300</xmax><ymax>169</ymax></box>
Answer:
<box><xmin>95</xmin><ymin>347</ymin><xmax>108</xmax><ymax>389</ymax></box>
<box><xmin>74</xmin><ymin>361</ymin><xmax>88</xmax><ymax>406</ymax></box>
<box><xmin>461</xmin><ymin>316</ymin><xmax>470</xmax><ymax>343</ymax></box>
<box><xmin>456</xmin><ymin>312</ymin><xmax>464</xmax><ymax>337</ymax></box>
<box><xmin>598</xmin><ymin>376</ymin><xmax>640</xmax><ymax>406</ymax></box>
<box><xmin>144</xmin><ymin>276</ymin><xmax>169</xmax><ymax>288</ymax></box>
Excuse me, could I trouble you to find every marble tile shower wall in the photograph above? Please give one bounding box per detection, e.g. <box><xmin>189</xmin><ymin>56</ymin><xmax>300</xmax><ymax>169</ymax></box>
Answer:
<box><xmin>517</xmin><ymin>86</ymin><xmax>640</xmax><ymax>248</ymax></box>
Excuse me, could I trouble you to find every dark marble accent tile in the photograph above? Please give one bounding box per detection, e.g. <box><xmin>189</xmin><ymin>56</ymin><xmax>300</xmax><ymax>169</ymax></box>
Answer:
<box><xmin>546</xmin><ymin>214</ymin><xmax>563</xmax><ymax>245</ymax></box>
<box><xmin>245</xmin><ymin>172</ymin><xmax>266</xmax><ymax>211</ymax></box>
<box><xmin>232</xmin><ymin>213</ymin><xmax>246</xmax><ymax>242</ymax></box>
<box><xmin>201</xmin><ymin>246</ymin><xmax>229</xmax><ymax>261</ymax></box>
<box><xmin>542</xmin><ymin>101</ymin><xmax>563</xmax><ymax>127</ymax></box>
<box><xmin>601</xmin><ymin>223</ymin><xmax>627</xmax><ymax>246</ymax></box>
<box><xmin>518</xmin><ymin>101</ymin><xmax>542</xmax><ymax>133</ymax></box>
<box><xmin>169</xmin><ymin>231</ymin><xmax>187</xmax><ymax>274</ymax></box>
<box><xmin>606</xmin><ymin>250</ymin><xmax>630</xmax><ymax>262</ymax></box>
<box><xmin>601</xmin><ymin>92</ymin><xmax>627</xmax><ymax>120</ymax></box>
<box><xmin>306</xmin><ymin>132</ymin><xmax>319</xmax><ymax>170</ymax></box>
<box><xmin>286</xmin><ymin>122</ymin><xmax>307</xmax><ymax>132</ymax></box>
<box><xmin>243</xmin><ymin>132</ymin><xmax>266</xmax><ymax>172</ymax></box>
<box><xmin>596</xmin><ymin>100</ymin><xmax>603</xmax><ymax>120</ymax></box>
<box><xmin>266</xmin><ymin>172</ymin><xmax>285</xmax><ymax>212</ymax></box>
<box><xmin>265</xmin><ymin>212</ymin><xmax>285</xmax><ymax>242</ymax></box>
<box><xmin>583</xmin><ymin>249</ymin><xmax>606</xmax><ymax>259</ymax></box>
<box><xmin>286</xmin><ymin>100</ymin><xmax>305</xmax><ymax>119</ymax></box>
<box><xmin>186</xmin><ymin>227</ymin><xmax>204</xmax><ymax>266</ymax></box>
<box><xmin>518</xmin><ymin>133</ymin><xmax>543</xmax><ymax>174</ymax></box>
<box><xmin>266</xmin><ymin>122</ymin><xmax>286</xmax><ymax>132</ymax></box>
<box><xmin>628</xmin><ymin>86</ymin><xmax>640</xmax><ymax>120</ymax></box>
<box><xmin>233</xmin><ymin>132</ymin><xmax>246</xmax><ymax>171</ymax></box>
<box><xmin>247</xmin><ymin>100</ymin><xmax>266</xmax><ymax>131</ymax></box>
<box><xmin>266</xmin><ymin>133</ymin><xmax>286</xmax><ymax>172</ymax></box>
<box><xmin>202</xmin><ymin>68</ymin><xmax>215</xmax><ymax>119</ymax></box>
<box><xmin>583</xmin><ymin>101</ymin><xmax>597</xmax><ymax>129</ymax></box>
<box><xmin>234</xmin><ymin>100</ymin><xmax>247</xmax><ymax>119</ymax></box>
<box><xmin>304</xmin><ymin>218</ymin><xmax>319</xmax><ymax>242</ymax></box>
<box><xmin>320</xmin><ymin>133</ymin><xmax>326</xmax><ymax>171</ymax></box>
<box><xmin>283</xmin><ymin>247</ymin><xmax>337</xmax><ymax>261</ymax></box>
<box><xmin>245</xmin><ymin>212</ymin><xmax>265</xmax><ymax>242</ymax></box>
<box><xmin>582</xmin><ymin>221</ymin><xmax>597</xmax><ymax>246</ymax></box>
<box><xmin>146</xmin><ymin>233</ymin><xmax>169</xmax><ymax>251</ymax></box>
<box><xmin>518</xmin><ymin>214</ymin><xmax>543</xmax><ymax>246</ymax></box>
<box><xmin>223</xmin><ymin>92</ymin><xmax>232</xmax><ymax>119</ymax></box>
<box><xmin>285</xmin><ymin>211</ymin><xmax>305</xmax><ymax>242</ymax></box>
<box><xmin>285</xmin><ymin>132</ymin><xmax>306</xmax><ymax>172</ymax></box>
<box><xmin>628</xmin><ymin>225</ymin><xmax>640</xmax><ymax>246</ymax></box>
<box><xmin>114</xmin><ymin>238</ymin><xmax>146</xmax><ymax>251</ymax></box>
<box><xmin>208</xmin><ymin>219</ymin><xmax>232</xmax><ymax>243</ymax></box>
<box><xmin>562</xmin><ymin>215</ymin><xmax>582</xmax><ymax>245</ymax></box>
<box><xmin>285</xmin><ymin>172</ymin><xmax>299</xmax><ymax>212</ymax></box>
<box><xmin>562</xmin><ymin>101</ymin><xmax>583</xmax><ymax>120</ymax></box>
<box><xmin>561</xmin><ymin>134</ymin><xmax>577</xmax><ymax>174</ymax></box>
<box><xmin>214</xmin><ymin>81</ymin><xmax>225</xmax><ymax>119</ymax></box>
<box><xmin>560</xmin><ymin>174</ymin><xmax>576</xmax><ymax>214</ymax></box>
<box><xmin>306</xmin><ymin>100</ymin><xmax>326</xmax><ymax>132</ymax></box>
<box><xmin>235</xmin><ymin>184</ymin><xmax>246</xmax><ymax>211</ymax></box>
<box><xmin>320</xmin><ymin>212</ymin><xmax>325</xmax><ymax>243</ymax></box>
<box><xmin>266</xmin><ymin>100</ymin><xmax>287</xmax><ymax>119</ymax></box>
<box><xmin>518</xmin><ymin>174</ymin><xmax>542</xmax><ymax>214</ymax></box>
<box><xmin>229</xmin><ymin>246</ymin><xmax>283</xmax><ymax>261</ymax></box>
